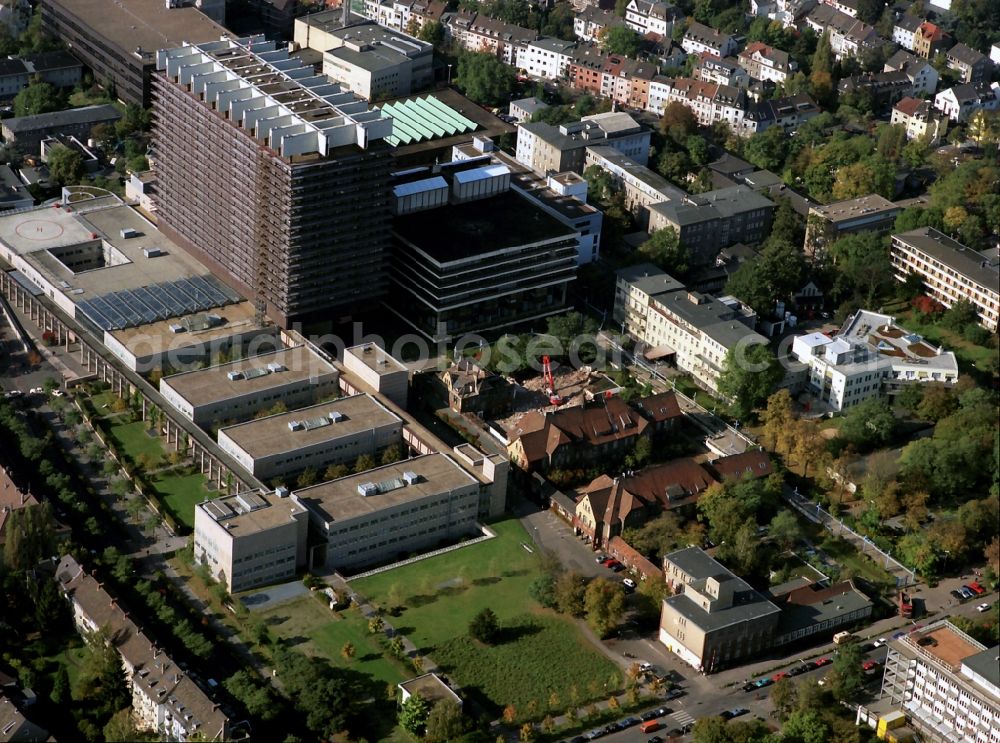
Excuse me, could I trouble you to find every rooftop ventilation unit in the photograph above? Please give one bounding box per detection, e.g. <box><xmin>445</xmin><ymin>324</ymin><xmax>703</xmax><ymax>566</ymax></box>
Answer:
<box><xmin>120</xmin><ymin>228</ymin><xmax>139</xmax><ymax>239</ymax></box>
<box><xmin>275</xmin><ymin>486</ymin><xmax>289</xmax><ymax>498</ymax></box>
<box><xmin>357</xmin><ymin>482</ymin><xmax>378</xmax><ymax>497</ymax></box>
<box><xmin>227</xmin><ymin>371</ymin><xmax>244</xmax><ymax>381</ymax></box>
<box><xmin>328</xmin><ymin>410</ymin><xmax>345</xmax><ymax>422</ymax></box>
<box><xmin>143</xmin><ymin>247</ymin><xmax>164</xmax><ymax>258</ymax></box>
<box><xmin>169</xmin><ymin>324</ymin><xmax>185</xmax><ymax>333</ymax></box>
<box><xmin>287</xmin><ymin>420</ymin><xmax>303</xmax><ymax>431</ymax></box>
<box><xmin>402</xmin><ymin>470</ymin><xmax>420</xmax><ymax>485</ymax></box>
<box><xmin>266</xmin><ymin>362</ymin><xmax>286</xmax><ymax>372</ymax></box>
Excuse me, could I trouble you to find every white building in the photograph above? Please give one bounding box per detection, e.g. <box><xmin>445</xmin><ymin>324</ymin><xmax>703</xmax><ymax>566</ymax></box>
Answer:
<box><xmin>790</xmin><ymin>310</ymin><xmax>958</xmax><ymax>411</ymax></box>
<box><xmin>892</xmin><ymin>14</ymin><xmax>922</xmax><ymax>51</ymax></box>
<box><xmin>934</xmin><ymin>82</ymin><xmax>1000</xmax><ymax>122</ymax></box>
<box><xmin>56</xmin><ymin>555</ymin><xmax>230</xmax><ymax>741</ymax></box>
<box><xmin>883</xmin><ymin>50</ymin><xmax>938</xmax><ymax>96</ymax></box>
<box><xmin>890</xmin><ymin>228</ymin><xmax>999</xmax><ymax>332</ymax></box>
<box><xmin>516</xmin><ymin>37</ymin><xmax>576</xmax><ymax>80</ymax></box>
<box><xmin>574</xmin><ymin>6</ymin><xmax>619</xmax><ymax>42</ymax></box>
<box><xmin>296</xmin><ymin>453</ymin><xmax>482</xmax><ymax>572</ymax></box>
<box><xmin>320</xmin><ymin>22</ymin><xmax>433</xmax><ymax>100</ymax></box>
<box><xmin>880</xmin><ymin>621</ymin><xmax>999</xmax><ymax>743</ymax></box>
<box><xmin>738</xmin><ymin>42</ymin><xmax>798</xmax><ymax>84</ymax></box>
<box><xmin>614</xmin><ymin>264</ymin><xmax>766</xmax><ymax>393</ymax></box>
<box><xmin>343</xmin><ymin>343</ymin><xmax>409</xmax><ymax>408</ymax></box>
<box><xmin>194</xmin><ymin>490</ymin><xmax>309</xmax><ymax>592</ymax></box>
<box><xmin>159</xmin><ymin>345</ymin><xmax>340</xmax><ymax>427</ymax></box>
<box><xmin>890</xmin><ymin>97</ymin><xmax>947</xmax><ymax>143</ymax></box>
<box><xmin>216</xmin><ymin>394</ymin><xmax>403</xmax><ymax>481</ymax></box>
<box><xmin>681</xmin><ymin>21</ymin><xmax>739</xmax><ymax>58</ymax></box>
<box><xmin>624</xmin><ymin>0</ymin><xmax>675</xmax><ymax>37</ymax></box>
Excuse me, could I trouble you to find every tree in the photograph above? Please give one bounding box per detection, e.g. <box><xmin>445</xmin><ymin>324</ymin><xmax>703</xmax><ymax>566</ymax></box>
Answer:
<box><xmin>583</xmin><ymin>577</ymin><xmax>625</xmax><ymax>637</ymax></box>
<box><xmin>103</xmin><ymin>709</ymin><xmax>152</xmax><ymax>742</ymax></box>
<box><xmin>769</xmin><ymin>510</ymin><xmax>803</xmax><ymax>551</ymax></box>
<box><xmin>340</xmin><ymin>642</ymin><xmax>355</xmax><ymax>660</ymax></box>
<box><xmin>353</xmin><ymin>453</ymin><xmax>376</xmax><ymax>473</ymax></box>
<box><xmin>469</xmin><ymin>607</ymin><xmax>501</xmax><ymax>644</ymax></box>
<box><xmin>828</xmin><ymin>641</ymin><xmax>865</xmax><ymax>700</ymax></box>
<box><xmin>368</xmin><ymin>615</ymin><xmax>385</xmax><ymax>634</ymax></box>
<box><xmin>47</xmin><ymin>144</ymin><xmax>85</xmax><ymax>187</ymax></box>
<box><xmin>553</xmin><ymin>570</ymin><xmax>586</xmax><ymax>616</ymax></box>
<box><xmin>425</xmin><ymin>699</ymin><xmax>469</xmax><ymax>742</ymax></box>
<box><xmin>838</xmin><ymin>397</ymin><xmax>895</xmax><ymax>451</ymax></box>
<box><xmin>399</xmin><ymin>694</ymin><xmax>432</xmax><ymax>735</ymax></box>
<box><xmin>638</xmin><ymin>227</ymin><xmax>688</xmax><ymax>275</ymax></box>
<box><xmin>781</xmin><ymin>709</ymin><xmax>830</xmax><ymax>743</ymax></box>
<box><xmin>743</xmin><ymin>125</ymin><xmax>787</xmax><ymax>172</ymax></box>
<box><xmin>659</xmin><ymin>101</ymin><xmax>698</xmax><ymax>141</ymax></box>
<box><xmin>3</xmin><ymin>502</ymin><xmax>54</xmax><ymax>572</ymax></box>
<box><xmin>519</xmin><ymin>722</ymin><xmax>536</xmax><ymax>743</ymax></box>
<box><xmin>770</xmin><ymin>676</ymin><xmax>798</xmax><ymax>722</ymax></box>
<box><xmin>13</xmin><ymin>81</ymin><xmax>63</xmax><ymax>117</ymax></box>
<box><xmin>323</xmin><ymin>462</ymin><xmax>349</xmax><ymax>480</ymax></box>
<box><xmin>417</xmin><ymin>20</ymin><xmax>445</xmax><ymax>47</ymax></box>
<box><xmin>224</xmin><ymin>669</ymin><xmax>282</xmax><ymax>722</ymax></box>
<box><xmin>73</xmin><ymin>628</ymin><xmax>131</xmax><ymax>721</ymax></box>
<box><xmin>528</xmin><ymin>574</ymin><xmax>556</xmax><ymax>608</ymax></box>
<box><xmin>600</xmin><ymin>25</ymin><xmax>641</xmax><ymax>56</ymax></box>
<box><xmin>455</xmin><ymin>52</ymin><xmax>516</xmax><ymax>106</ymax></box>
<box><xmin>716</xmin><ymin>343</ymin><xmax>783</xmax><ymax>420</ymax></box>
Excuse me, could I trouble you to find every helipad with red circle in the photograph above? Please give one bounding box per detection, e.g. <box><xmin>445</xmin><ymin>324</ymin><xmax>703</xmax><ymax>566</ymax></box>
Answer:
<box><xmin>14</xmin><ymin>218</ymin><xmax>66</xmax><ymax>241</ymax></box>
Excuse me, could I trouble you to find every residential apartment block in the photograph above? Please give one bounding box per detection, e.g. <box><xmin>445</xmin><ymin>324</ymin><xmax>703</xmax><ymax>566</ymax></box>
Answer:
<box><xmin>750</xmin><ymin>0</ymin><xmax>817</xmax><ymax>29</ymax></box>
<box><xmin>295</xmin><ymin>453</ymin><xmax>482</xmax><ymax>572</ymax></box>
<box><xmin>443</xmin><ymin>10</ymin><xmax>538</xmax><ymax>66</ymax></box>
<box><xmin>515</xmin><ymin>111</ymin><xmax>651</xmax><ymax>174</ymax></box>
<box><xmin>1</xmin><ymin>104</ymin><xmax>120</xmax><ymax>157</ymax></box>
<box><xmin>320</xmin><ymin>21</ymin><xmax>433</xmax><ymax>101</ymax></box>
<box><xmin>694</xmin><ymin>54</ymin><xmax>749</xmax><ymax>89</ymax></box>
<box><xmin>153</xmin><ymin>37</ymin><xmax>394</xmax><ymax>327</ymax></box>
<box><xmin>647</xmin><ymin>185</ymin><xmax>776</xmax><ymax>263</ymax></box>
<box><xmin>804</xmin><ymin>194</ymin><xmax>901</xmax><ymax>254</ymax></box>
<box><xmin>583</xmin><ymin>145</ymin><xmax>686</xmax><ymax>226</ymax></box>
<box><xmin>946</xmin><ymin>43</ymin><xmax>991</xmax><ymax>84</ymax></box>
<box><xmin>217</xmin><ymin>394</ymin><xmax>403</xmax><ymax>481</ymax></box>
<box><xmin>880</xmin><ymin>621</ymin><xmax>999</xmax><ymax>743</ymax></box>
<box><xmin>660</xmin><ymin>547</ymin><xmax>781</xmax><ymax>672</ymax></box>
<box><xmin>913</xmin><ymin>21</ymin><xmax>951</xmax><ymax>59</ymax></box>
<box><xmin>890</xmin><ymin>228</ymin><xmax>1000</xmax><ymax>331</ymax></box>
<box><xmin>159</xmin><ymin>345</ymin><xmax>340</xmax><ymax>427</ymax></box>
<box><xmin>890</xmin><ymin>97</ymin><xmax>947</xmax><ymax>143</ymax></box>
<box><xmin>624</xmin><ymin>0</ymin><xmax>676</xmax><ymax>37</ymax></box>
<box><xmin>791</xmin><ymin>310</ymin><xmax>959</xmax><ymax>411</ymax></box>
<box><xmin>41</xmin><ymin>0</ymin><xmax>226</xmax><ymax>106</ymax></box>
<box><xmin>0</xmin><ymin>50</ymin><xmax>82</xmax><ymax>101</ymax></box>
<box><xmin>681</xmin><ymin>22</ymin><xmax>738</xmax><ymax>58</ymax></box>
<box><xmin>614</xmin><ymin>263</ymin><xmax>766</xmax><ymax>393</ymax></box>
<box><xmin>934</xmin><ymin>82</ymin><xmax>1000</xmax><ymax>122</ymax></box>
<box><xmin>892</xmin><ymin>14</ymin><xmax>923</xmax><ymax>51</ymax></box>
<box><xmin>574</xmin><ymin>6</ymin><xmax>621</xmax><ymax>42</ymax></box>
<box><xmin>517</xmin><ymin>36</ymin><xmax>577</xmax><ymax>80</ymax></box>
<box><xmin>56</xmin><ymin>556</ymin><xmax>229</xmax><ymax>741</ymax></box>
<box><xmin>805</xmin><ymin>5</ymin><xmax>881</xmax><ymax>60</ymax></box>
<box><xmin>194</xmin><ymin>490</ymin><xmax>310</xmax><ymax>592</ymax></box>
<box><xmin>738</xmin><ymin>42</ymin><xmax>798</xmax><ymax>83</ymax></box>
<box><xmin>883</xmin><ymin>50</ymin><xmax>938</xmax><ymax>96</ymax></box>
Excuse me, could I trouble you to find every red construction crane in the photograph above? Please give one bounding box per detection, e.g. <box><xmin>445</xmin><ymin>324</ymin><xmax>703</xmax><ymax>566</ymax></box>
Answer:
<box><xmin>542</xmin><ymin>355</ymin><xmax>563</xmax><ymax>405</ymax></box>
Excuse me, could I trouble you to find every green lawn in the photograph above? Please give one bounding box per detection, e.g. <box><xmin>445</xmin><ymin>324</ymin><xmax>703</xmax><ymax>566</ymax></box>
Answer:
<box><xmin>254</xmin><ymin>595</ymin><xmax>407</xmax><ymax>687</ymax></box>
<box><xmin>153</xmin><ymin>471</ymin><xmax>212</xmax><ymax>529</ymax></box>
<box><xmin>352</xmin><ymin>519</ymin><xmax>620</xmax><ymax>718</ymax></box>
<box><xmin>106</xmin><ymin>420</ymin><xmax>163</xmax><ymax>466</ymax></box>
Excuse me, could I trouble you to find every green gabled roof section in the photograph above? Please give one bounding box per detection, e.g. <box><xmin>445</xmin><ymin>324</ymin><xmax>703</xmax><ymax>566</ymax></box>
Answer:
<box><xmin>379</xmin><ymin>95</ymin><xmax>479</xmax><ymax>147</ymax></box>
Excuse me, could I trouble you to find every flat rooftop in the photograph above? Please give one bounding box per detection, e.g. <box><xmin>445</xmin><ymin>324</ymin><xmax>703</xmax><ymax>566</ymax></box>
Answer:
<box><xmin>45</xmin><ymin>0</ymin><xmax>226</xmax><ymax>58</ymax></box>
<box><xmin>109</xmin><ymin>301</ymin><xmax>271</xmax><ymax>356</ymax></box>
<box><xmin>218</xmin><ymin>394</ymin><xmax>401</xmax><ymax>459</ymax></box>
<box><xmin>161</xmin><ymin>345</ymin><xmax>338</xmax><ymax>407</ymax></box>
<box><xmin>295</xmin><ymin>453</ymin><xmax>477</xmax><ymax>525</ymax></box>
<box><xmin>837</xmin><ymin>309</ymin><xmax>957</xmax><ymax>372</ymax></box>
<box><xmin>900</xmin><ymin>622</ymin><xmax>985</xmax><ymax>671</ymax></box>
<box><xmin>197</xmin><ymin>490</ymin><xmax>307</xmax><ymax>535</ymax></box>
<box><xmin>586</xmin><ymin>144</ymin><xmax>686</xmax><ymax>201</ymax></box>
<box><xmin>0</xmin><ymin>197</ymin><xmax>243</xmax><ymax>327</ymax></box>
<box><xmin>894</xmin><ymin>227</ymin><xmax>1000</xmax><ymax>289</ymax></box>
<box><xmin>393</xmin><ymin>190</ymin><xmax>575</xmax><ymax>264</ymax></box>
<box><xmin>617</xmin><ymin>263</ymin><xmax>686</xmax><ymax>297</ymax></box>
<box><xmin>811</xmin><ymin>194</ymin><xmax>900</xmax><ymax>223</ymax></box>
<box><xmin>345</xmin><ymin>343</ymin><xmax>408</xmax><ymax>375</ymax></box>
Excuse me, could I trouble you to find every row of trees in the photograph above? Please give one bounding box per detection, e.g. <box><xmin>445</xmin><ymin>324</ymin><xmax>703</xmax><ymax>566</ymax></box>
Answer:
<box><xmin>529</xmin><ymin>565</ymin><xmax>626</xmax><ymax>637</ymax></box>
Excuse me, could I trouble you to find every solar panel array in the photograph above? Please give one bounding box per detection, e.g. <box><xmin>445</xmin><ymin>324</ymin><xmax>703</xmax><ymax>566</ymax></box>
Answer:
<box><xmin>77</xmin><ymin>275</ymin><xmax>240</xmax><ymax>331</ymax></box>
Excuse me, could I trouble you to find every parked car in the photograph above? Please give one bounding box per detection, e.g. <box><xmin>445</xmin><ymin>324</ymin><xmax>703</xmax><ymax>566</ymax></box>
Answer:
<box><xmin>28</xmin><ymin>387</ymin><xmax>42</xmax><ymax>394</ymax></box>
<box><xmin>666</xmin><ymin>730</ymin><xmax>681</xmax><ymax>738</ymax></box>
<box><xmin>623</xmin><ymin>577</ymin><xmax>637</xmax><ymax>590</ymax></box>
<box><xmin>862</xmin><ymin>659</ymin><xmax>881</xmax><ymax>671</ymax></box>
<box><xmin>859</xmin><ymin>642</ymin><xmax>876</xmax><ymax>653</ymax></box>
<box><xmin>569</xmin><ymin>737</ymin><xmax>587</xmax><ymax>743</ymax></box>
<box><xmin>609</xmin><ymin>562</ymin><xmax>624</xmax><ymax>572</ymax></box>
<box><xmin>754</xmin><ymin>677</ymin><xmax>773</xmax><ymax>688</ymax></box>
<box><xmin>960</xmin><ymin>586</ymin><xmax>976</xmax><ymax>599</ymax></box>
<box><xmin>950</xmin><ymin>589</ymin><xmax>966</xmax><ymax>601</ymax></box>
<box><xmin>595</xmin><ymin>554</ymin><xmax>608</xmax><ymax>563</ymax></box>
<box><xmin>51</xmin><ymin>389</ymin><xmax>64</xmax><ymax>397</ymax></box>
<box><xmin>814</xmin><ymin>657</ymin><xmax>831</xmax><ymax>667</ymax></box>
<box><xmin>969</xmin><ymin>582</ymin><xmax>985</xmax><ymax>595</ymax></box>
<box><xmin>977</xmin><ymin>603</ymin><xmax>992</xmax><ymax>612</ymax></box>
<box><xmin>647</xmin><ymin>737</ymin><xmax>663</xmax><ymax>743</ymax></box>
<box><xmin>787</xmin><ymin>664</ymin><xmax>808</xmax><ymax>677</ymax></box>
<box><xmin>742</xmin><ymin>682</ymin><xmax>757</xmax><ymax>692</ymax></box>
<box><xmin>771</xmin><ymin>671</ymin><xmax>789</xmax><ymax>682</ymax></box>
<box><xmin>664</xmin><ymin>688</ymin><xmax>685</xmax><ymax>700</ymax></box>
<box><xmin>873</xmin><ymin>637</ymin><xmax>887</xmax><ymax>647</ymax></box>
<box><xmin>728</xmin><ymin>708</ymin><xmax>749</xmax><ymax>719</ymax></box>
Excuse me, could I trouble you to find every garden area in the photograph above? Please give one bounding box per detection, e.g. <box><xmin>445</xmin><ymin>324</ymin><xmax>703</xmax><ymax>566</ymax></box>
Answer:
<box><xmin>351</xmin><ymin>519</ymin><xmax>621</xmax><ymax>719</ymax></box>
<box><xmin>80</xmin><ymin>387</ymin><xmax>215</xmax><ymax>531</ymax></box>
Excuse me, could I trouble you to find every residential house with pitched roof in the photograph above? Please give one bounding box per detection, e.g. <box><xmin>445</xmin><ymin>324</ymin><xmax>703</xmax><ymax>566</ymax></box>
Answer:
<box><xmin>574</xmin><ymin>5</ymin><xmax>621</xmax><ymax>42</ymax></box>
<box><xmin>891</xmin><ymin>97</ymin><xmax>947</xmax><ymax>143</ymax></box>
<box><xmin>805</xmin><ymin>5</ymin><xmax>882</xmax><ymax>60</ymax></box>
<box><xmin>912</xmin><ymin>21</ymin><xmax>950</xmax><ymax>59</ymax></box>
<box><xmin>694</xmin><ymin>53</ymin><xmax>750</xmax><ymax>89</ymax></box>
<box><xmin>883</xmin><ymin>49</ymin><xmax>938</xmax><ymax>95</ymax></box>
<box><xmin>738</xmin><ymin>42</ymin><xmax>798</xmax><ymax>83</ymax></box>
<box><xmin>682</xmin><ymin>22</ymin><xmax>739</xmax><ymax>58</ymax></box>
<box><xmin>506</xmin><ymin>396</ymin><xmax>650</xmax><ymax>472</ymax></box>
<box><xmin>892</xmin><ymin>14</ymin><xmax>923</xmax><ymax>51</ymax></box>
<box><xmin>55</xmin><ymin>556</ymin><xmax>229</xmax><ymax>741</ymax></box>
<box><xmin>946</xmin><ymin>43</ymin><xmax>991</xmax><ymax>84</ymax></box>
<box><xmin>624</xmin><ymin>0</ymin><xmax>676</xmax><ymax>37</ymax></box>
<box><xmin>934</xmin><ymin>82</ymin><xmax>1000</xmax><ymax>122</ymax></box>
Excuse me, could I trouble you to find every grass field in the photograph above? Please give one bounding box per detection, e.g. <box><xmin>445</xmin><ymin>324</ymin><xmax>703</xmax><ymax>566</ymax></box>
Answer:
<box><xmin>254</xmin><ymin>595</ymin><xmax>407</xmax><ymax>687</ymax></box>
<box><xmin>106</xmin><ymin>420</ymin><xmax>163</xmax><ymax>466</ymax></box>
<box><xmin>153</xmin><ymin>471</ymin><xmax>212</xmax><ymax>529</ymax></box>
<box><xmin>352</xmin><ymin>520</ymin><xmax>619</xmax><ymax>717</ymax></box>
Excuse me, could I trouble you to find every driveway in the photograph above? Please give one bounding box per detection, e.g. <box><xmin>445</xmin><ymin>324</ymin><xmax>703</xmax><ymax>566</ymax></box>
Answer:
<box><xmin>514</xmin><ymin>497</ymin><xmax>607</xmax><ymax>579</ymax></box>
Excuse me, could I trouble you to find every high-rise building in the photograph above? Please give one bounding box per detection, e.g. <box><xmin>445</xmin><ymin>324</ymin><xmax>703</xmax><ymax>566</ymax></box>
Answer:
<box><xmin>153</xmin><ymin>36</ymin><xmax>395</xmax><ymax>328</ymax></box>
